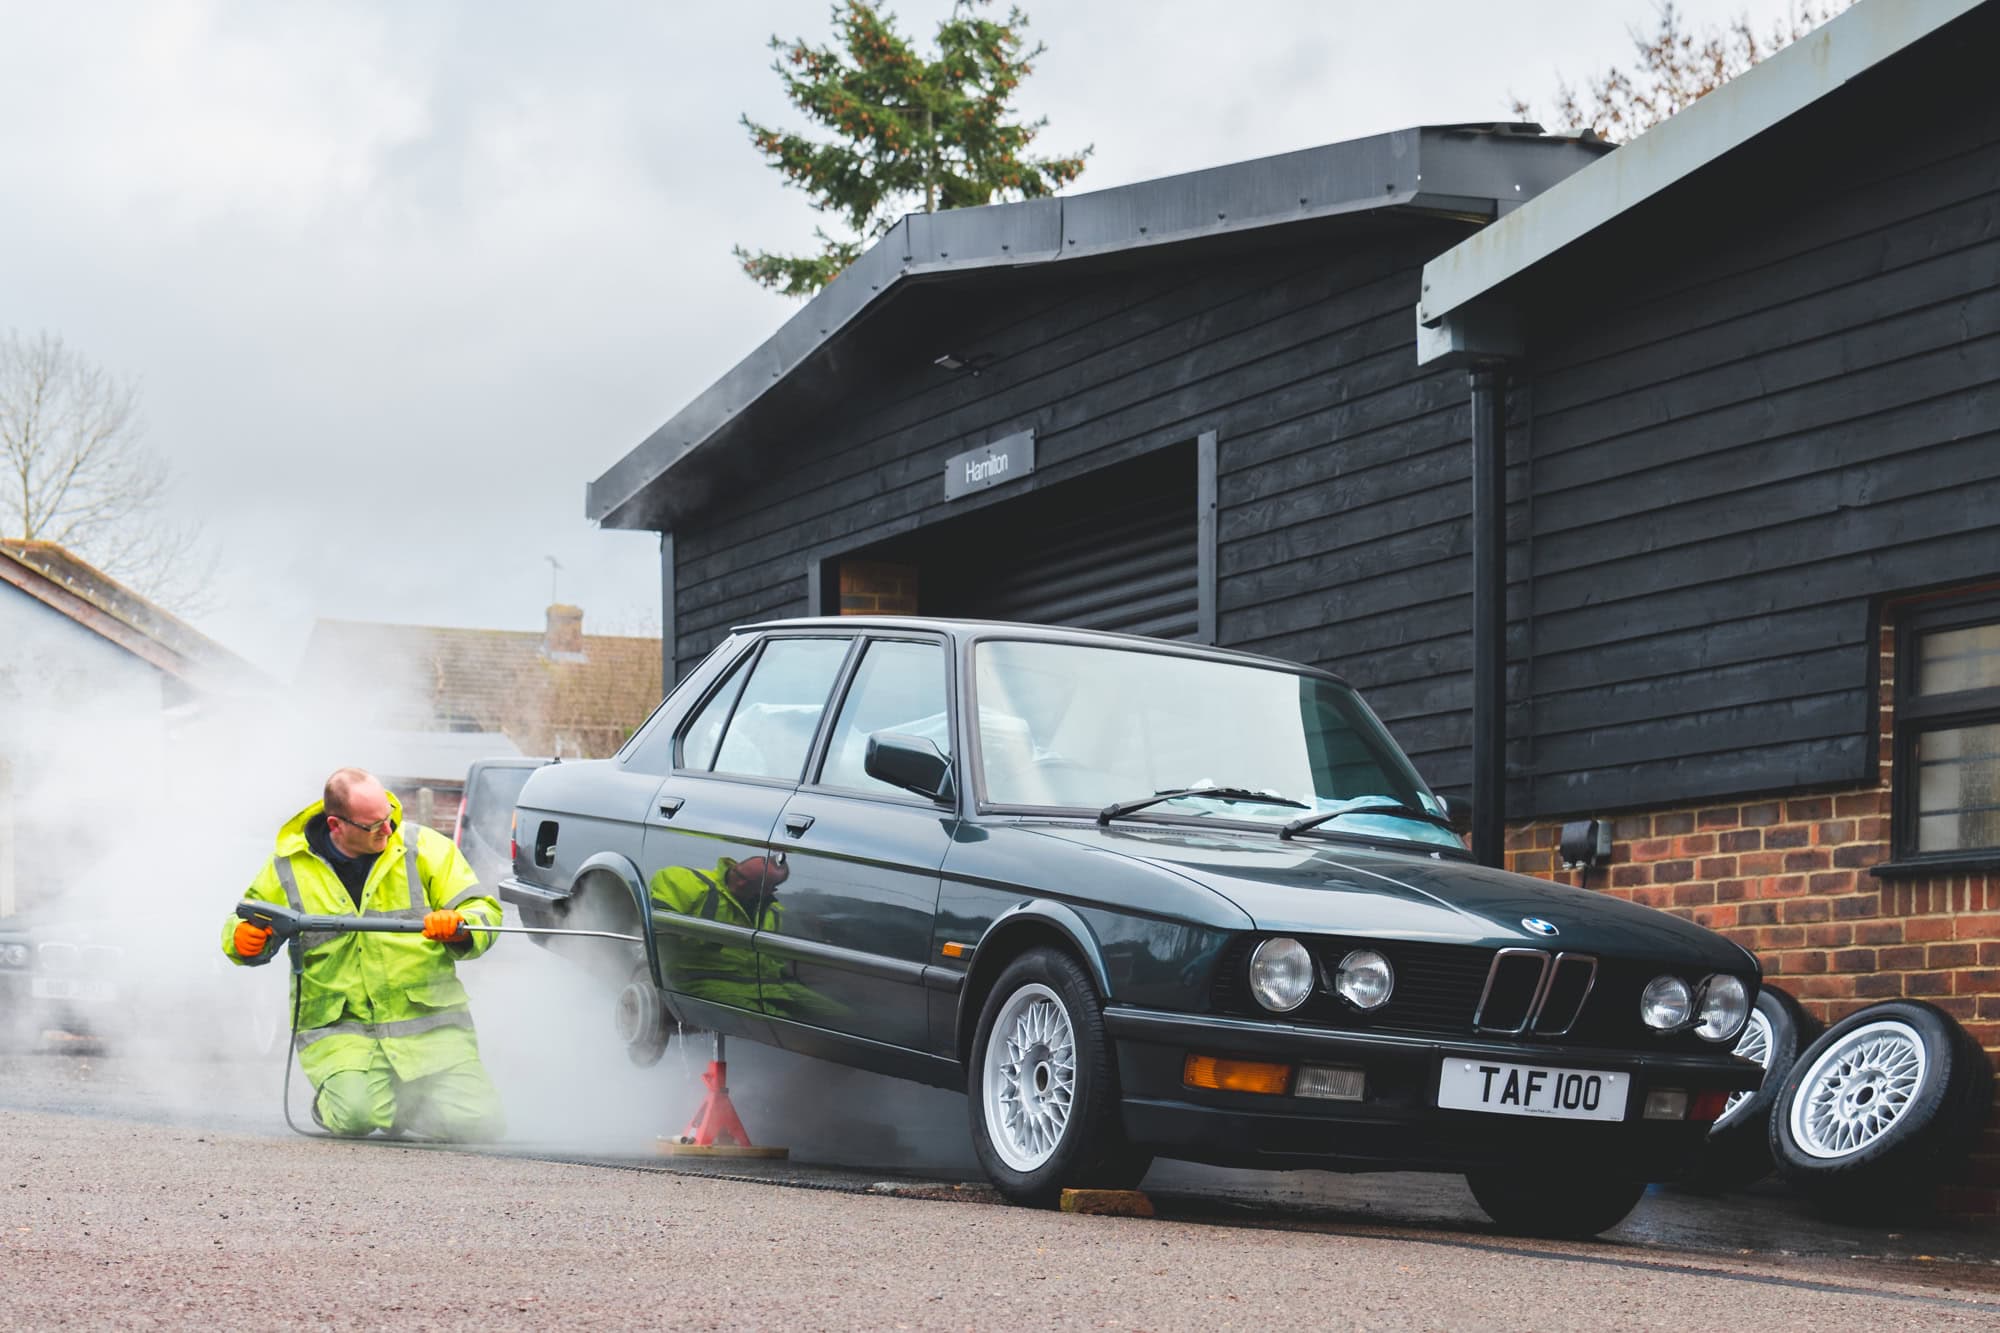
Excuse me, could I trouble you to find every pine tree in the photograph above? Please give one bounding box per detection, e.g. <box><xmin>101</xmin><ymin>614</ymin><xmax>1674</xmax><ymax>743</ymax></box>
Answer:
<box><xmin>735</xmin><ymin>1</ymin><xmax>1090</xmax><ymax>298</ymax></box>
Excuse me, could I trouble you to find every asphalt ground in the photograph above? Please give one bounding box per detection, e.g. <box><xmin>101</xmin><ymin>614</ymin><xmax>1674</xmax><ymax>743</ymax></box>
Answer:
<box><xmin>8</xmin><ymin>1098</ymin><xmax>2000</xmax><ymax>1330</ymax></box>
<box><xmin>9</xmin><ymin>942</ymin><xmax>2000</xmax><ymax>1326</ymax></box>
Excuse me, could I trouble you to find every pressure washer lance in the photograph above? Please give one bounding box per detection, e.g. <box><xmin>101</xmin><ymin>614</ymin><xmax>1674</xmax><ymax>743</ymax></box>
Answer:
<box><xmin>233</xmin><ymin>899</ymin><xmax>642</xmax><ymax>1144</ymax></box>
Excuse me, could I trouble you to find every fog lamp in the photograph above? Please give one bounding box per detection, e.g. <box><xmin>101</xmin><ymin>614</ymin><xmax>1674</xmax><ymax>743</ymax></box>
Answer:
<box><xmin>1695</xmin><ymin>975</ymin><xmax>1749</xmax><ymax>1043</ymax></box>
<box><xmin>1640</xmin><ymin>975</ymin><xmax>1692</xmax><ymax>1031</ymax></box>
<box><xmin>1249</xmin><ymin>937</ymin><xmax>1314</xmax><ymax>1012</ymax></box>
<box><xmin>1295</xmin><ymin>1065</ymin><xmax>1365</xmax><ymax>1102</ymax></box>
<box><xmin>1643</xmin><ymin>1088</ymin><xmax>1689</xmax><ymax>1120</ymax></box>
<box><xmin>1184</xmin><ymin>1054</ymin><xmax>1291</xmax><ymax>1095</ymax></box>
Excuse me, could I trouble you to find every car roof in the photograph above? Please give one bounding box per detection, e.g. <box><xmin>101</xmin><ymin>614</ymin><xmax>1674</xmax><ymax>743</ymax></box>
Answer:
<box><xmin>732</xmin><ymin>615</ymin><xmax>1353</xmax><ymax>686</ymax></box>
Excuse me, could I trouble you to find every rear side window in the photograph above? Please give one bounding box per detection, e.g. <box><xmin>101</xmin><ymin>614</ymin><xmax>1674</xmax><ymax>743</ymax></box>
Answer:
<box><xmin>680</xmin><ymin>657</ymin><xmax>753</xmax><ymax>772</ymax></box>
<box><xmin>706</xmin><ymin>637</ymin><xmax>853</xmax><ymax>781</ymax></box>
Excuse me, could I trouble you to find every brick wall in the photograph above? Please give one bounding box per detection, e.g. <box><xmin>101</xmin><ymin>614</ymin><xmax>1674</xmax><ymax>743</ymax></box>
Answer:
<box><xmin>839</xmin><ymin>561</ymin><xmax>919</xmax><ymax>615</ymax></box>
<box><xmin>1505</xmin><ymin>623</ymin><xmax>2000</xmax><ymax>1217</ymax></box>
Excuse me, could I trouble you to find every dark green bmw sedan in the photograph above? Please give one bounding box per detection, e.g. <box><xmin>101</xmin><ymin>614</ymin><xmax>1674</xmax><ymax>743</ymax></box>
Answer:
<box><xmin>501</xmin><ymin>617</ymin><xmax>1763</xmax><ymax>1237</ymax></box>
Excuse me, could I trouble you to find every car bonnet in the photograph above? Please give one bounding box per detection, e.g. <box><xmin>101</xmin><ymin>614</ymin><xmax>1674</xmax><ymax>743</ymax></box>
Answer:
<box><xmin>1024</xmin><ymin>823</ymin><xmax>1753</xmax><ymax>968</ymax></box>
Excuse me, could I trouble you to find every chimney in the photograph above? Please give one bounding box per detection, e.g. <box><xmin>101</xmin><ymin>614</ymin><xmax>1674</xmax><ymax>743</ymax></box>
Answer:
<box><xmin>543</xmin><ymin>604</ymin><xmax>585</xmax><ymax>660</ymax></box>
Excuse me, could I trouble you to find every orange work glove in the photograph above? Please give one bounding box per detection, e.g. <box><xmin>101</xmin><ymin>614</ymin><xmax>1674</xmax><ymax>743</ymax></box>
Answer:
<box><xmin>233</xmin><ymin>921</ymin><xmax>273</xmax><ymax>958</ymax></box>
<box><xmin>422</xmin><ymin>910</ymin><xmax>469</xmax><ymax>944</ymax></box>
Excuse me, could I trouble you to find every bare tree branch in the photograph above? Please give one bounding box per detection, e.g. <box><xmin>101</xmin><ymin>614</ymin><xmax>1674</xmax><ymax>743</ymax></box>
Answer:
<box><xmin>0</xmin><ymin>330</ymin><xmax>217</xmax><ymax>614</ymax></box>
<box><xmin>1509</xmin><ymin>2</ymin><xmax>1852</xmax><ymax>143</ymax></box>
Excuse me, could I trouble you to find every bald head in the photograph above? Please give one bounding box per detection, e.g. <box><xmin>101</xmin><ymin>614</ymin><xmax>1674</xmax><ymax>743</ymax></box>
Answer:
<box><xmin>324</xmin><ymin>767</ymin><xmax>382</xmax><ymax>820</ymax></box>
<box><xmin>324</xmin><ymin>767</ymin><xmax>394</xmax><ymax>856</ymax></box>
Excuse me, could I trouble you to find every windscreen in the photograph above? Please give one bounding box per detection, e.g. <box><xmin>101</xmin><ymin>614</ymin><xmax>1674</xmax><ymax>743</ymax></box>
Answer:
<box><xmin>973</xmin><ymin>639</ymin><xmax>1459</xmax><ymax>849</ymax></box>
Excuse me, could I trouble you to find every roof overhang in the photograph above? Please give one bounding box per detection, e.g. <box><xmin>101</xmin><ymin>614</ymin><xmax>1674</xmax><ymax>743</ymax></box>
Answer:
<box><xmin>589</xmin><ymin>124</ymin><xmax>1612</xmax><ymax>531</ymax></box>
<box><xmin>1416</xmin><ymin>0</ymin><xmax>1992</xmax><ymax>366</ymax></box>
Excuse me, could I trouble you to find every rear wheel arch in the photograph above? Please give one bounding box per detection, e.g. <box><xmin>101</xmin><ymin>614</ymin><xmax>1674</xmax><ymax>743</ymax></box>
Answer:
<box><xmin>954</xmin><ymin>904</ymin><xmax>1110</xmax><ymax>1065</ymax></box>
<box><xmin>561</xmin><ymin>853</ymin><xmax>655</xmax><ymax>978</ymax></box>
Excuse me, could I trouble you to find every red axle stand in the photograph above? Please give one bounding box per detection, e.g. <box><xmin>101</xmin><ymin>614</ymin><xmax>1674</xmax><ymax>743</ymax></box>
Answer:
<box><xmin>679</xmin><ymin>1057</ymin><xmax>754</xmax><ymax>1147</ymax></box>
<box><xmin>662</xmin><ymin>1034</ymin><xmax>788</xmax><ymax>1159</ymax></box>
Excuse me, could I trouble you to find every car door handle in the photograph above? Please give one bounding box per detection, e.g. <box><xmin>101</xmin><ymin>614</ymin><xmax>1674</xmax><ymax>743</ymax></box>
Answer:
<box><xmin>658</xmin><ymin>797</ymin><xmax>684</xmax><ymax>818</ymax></box>
<box><xmin>783</xmin><ymin>813</ymin><xmax>815</xmax><ymax>837</ymax></box>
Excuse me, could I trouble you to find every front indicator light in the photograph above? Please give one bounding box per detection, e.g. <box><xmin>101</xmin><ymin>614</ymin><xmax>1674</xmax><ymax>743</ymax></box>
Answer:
<box><xmin>1295</xmin><ymin>1065</ymin><xmax>1366</xmax><ymax>1102</ymax></box>
<box><xmin>1688</xmin><ymin>1089</ymin><xmax>1731</xmax><ymax>1123</ymax></box>
<box><xmin>1640</xmin><ymin>975</ymin><xmax>1693</xmax><ymax>1031</ymax></box>
<box><xmin>1643</xmin><ymin>1088</ymin><xmax>1689</xmax><ymax>1120</ymax></box>
<box><xmin>1248</xmin><ymin>937</ymin><xmax>1315</xmax><ymax>1012</ymax></box>
<box><xmin>1184</xmin><ymin>1054</ymin><xmax>1292</xmax><ymax>1095</ymax></box>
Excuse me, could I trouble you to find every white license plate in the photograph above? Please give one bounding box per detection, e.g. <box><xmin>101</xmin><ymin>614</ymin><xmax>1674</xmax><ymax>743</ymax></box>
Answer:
<box><xmin>30</xmin><ymin>977</ymin><xmax>117</xmax><ymax>1004</ymax></box>
<box><xmin>1437</xmin><ymin>1059</ymin><xmax>1628</xmax><ymax>1121</ymax></box>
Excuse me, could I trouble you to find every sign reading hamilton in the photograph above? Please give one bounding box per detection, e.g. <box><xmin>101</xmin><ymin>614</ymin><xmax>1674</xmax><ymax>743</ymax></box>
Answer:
<box><xmin>944</xmin><ymin>430</ymin><xmax>1035</xmax><ymax>501</ymax></box>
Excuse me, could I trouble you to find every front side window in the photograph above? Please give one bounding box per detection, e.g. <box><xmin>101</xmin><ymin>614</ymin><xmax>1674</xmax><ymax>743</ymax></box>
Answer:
<box><xmin>709</xmin><ymin>637</ymin><xmax>853</xmax><ymax>781</ymax></box>
<box><xmin>818</xmin><ymin>639</ymin><xmax>951</xmax><ymax>795</ymax></box>
<box><xmin>1896</xmin><ymin>597</ymin><xmax>2000</xmax><ymax>860</ymax></box>
<box><xmin>971</xmin><ymin>638</ymin><xmax>1457</xmax><ymax>848</ymax></box>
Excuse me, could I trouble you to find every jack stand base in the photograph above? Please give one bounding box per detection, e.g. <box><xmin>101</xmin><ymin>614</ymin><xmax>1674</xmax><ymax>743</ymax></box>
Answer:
<box><xmin>658</xmin><ymin>1140</ymin><xmax>789</xmax><ymax>1159</ymax></box>
<box><xmin>663</xmin><ymin>1054</ymin><xmax>788</xmax><ymax>1159</ymax></box>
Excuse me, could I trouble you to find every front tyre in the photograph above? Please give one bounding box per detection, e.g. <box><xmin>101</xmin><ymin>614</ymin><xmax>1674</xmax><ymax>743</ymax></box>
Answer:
<box><xmin>1466</xmin><ymin>1171</ymin><xmax>1648</xmax><ymax>1239</ymax></box>
<box><xmin>968</xmin><ymin>947</ymin><xmax>1146</xmax><ymax>1206</ymax></box>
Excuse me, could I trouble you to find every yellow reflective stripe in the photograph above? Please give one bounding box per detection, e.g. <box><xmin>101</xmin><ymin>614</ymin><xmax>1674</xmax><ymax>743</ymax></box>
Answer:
<box><xmin>294</xmin><ymin>1009</ymin><xmax>474</xmax><ymax>1051</ymax></box>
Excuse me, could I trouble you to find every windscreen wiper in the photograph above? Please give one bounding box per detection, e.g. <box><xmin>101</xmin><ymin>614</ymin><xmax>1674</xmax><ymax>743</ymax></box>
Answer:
<box><xmin>1279</xmin><ymin>796</ymin><xmax>1460</xmax><ymax>840</ymax></box>
<box><xmin>1098</xmin><ymin>786</ymin><xmax>1308</xmax><ymax>825</ymax></box>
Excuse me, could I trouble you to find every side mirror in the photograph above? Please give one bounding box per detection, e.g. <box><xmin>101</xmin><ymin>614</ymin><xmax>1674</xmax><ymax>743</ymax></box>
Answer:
<box><xmin>864</xmin><ymin>732</ymin><xmax>955</xmax><ymax>804</ymax></box>
<box><xmin>1441</xmin><ymin>794</ymin><xmax>1473</xmax><ymax>834</ymax></box>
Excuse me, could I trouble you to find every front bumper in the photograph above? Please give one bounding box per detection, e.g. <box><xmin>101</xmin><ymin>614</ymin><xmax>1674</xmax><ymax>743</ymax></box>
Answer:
<box><xmin>1105</xmin><ymin>1005</ymin><xmax>1763</xmax><ymax>1179</ymax></box>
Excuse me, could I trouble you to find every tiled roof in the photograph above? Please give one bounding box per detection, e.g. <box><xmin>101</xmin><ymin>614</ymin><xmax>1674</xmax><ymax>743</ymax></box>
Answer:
<box><xmin>296</xmin><ymin>615</ymin><xmax>662</xmax><ymax>759</ymax></box>
<box><xmin>0</xmin><ymin>539</ymin><xmax>267</xmax><ymax>690</ymax></box>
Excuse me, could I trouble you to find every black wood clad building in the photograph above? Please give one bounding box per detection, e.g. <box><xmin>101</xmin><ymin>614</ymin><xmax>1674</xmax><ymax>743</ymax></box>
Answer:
<box><xmin>593</xmin><ymin>0</ymin><xmax>2000</xmax><ymax>1212</ymax></box>
<box><xmin>588</xmin><ymin>125</ymin><xmax>1609</xmax><ymax>803</ymax></box>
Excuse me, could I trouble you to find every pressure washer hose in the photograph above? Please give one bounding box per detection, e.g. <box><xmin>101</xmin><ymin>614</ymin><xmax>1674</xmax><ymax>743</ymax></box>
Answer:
<box><xmin>263</xmin><ymin>915</ymin><xmax>644</xmax><ymax>1144</ymax></box>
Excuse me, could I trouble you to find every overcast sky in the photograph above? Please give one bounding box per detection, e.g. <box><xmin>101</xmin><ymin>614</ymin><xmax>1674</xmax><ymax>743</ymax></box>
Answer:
<box><xmin>0</xmin><ymin>0</ymin><xmax>1826</xmax><ymax>676</ymax></box>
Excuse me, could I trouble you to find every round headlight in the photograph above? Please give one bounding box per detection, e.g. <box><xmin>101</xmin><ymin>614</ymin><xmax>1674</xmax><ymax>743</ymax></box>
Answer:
<box><xmin>1696</xmin><ymin>975</ymin><xmax>1749</xmax><ymax>1042</ymax></box>
<box><xmin>1248</xmin><ymin>937</ymin><xmax>1315</xmax><ymax>1013</ymax></box>
<box><xmin>0</xmin><ymin>943</ymin><xmax>23</xmax><ymax>967</ymax></box>
<box><xmin>1640</xmin><ymin>975</ymin><xmax>1693</xmax><ymax>1031</ymax></box>
<box><xmin>1333</xmin><ymin>949</ymin><xmax>1394</xmax><ymax>1011</ymax></box>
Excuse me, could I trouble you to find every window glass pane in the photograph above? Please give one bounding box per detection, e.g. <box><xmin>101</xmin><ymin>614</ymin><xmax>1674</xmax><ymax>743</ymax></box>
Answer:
<box><xmin>819</xmin><ymin>640</ymin><xmax>949</xmax><ymax>794</ymax></box>
<box><xmin>1916</xmin><ymin>722</ymin><xmax>2000</xmax><ymax>852</ymax></box>
<box><xmin>679</xmin><ymin>656</ymin><xmax>751</xmax><ymax>772</ymax></box>
<box><xmin>1918</xmin><ymin>623</ymin><xmax>2000</xmax><ymax>696</ymax></box>
<box><xmin>712</xmin><ymin>637</ymin><xmax>851</xmax><ymax>780</ymax></box>
<box><xmin>972</xmin><ymin>639</ymin><xmax>1456</xmax><ymax>849</ymax></box>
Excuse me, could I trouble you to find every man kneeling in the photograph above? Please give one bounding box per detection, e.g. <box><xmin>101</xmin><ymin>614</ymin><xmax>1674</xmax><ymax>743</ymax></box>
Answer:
<box><xmin>223</xmin><ymin>767</ymin><xmax>505</xmax><ymax>1141</ymax></box>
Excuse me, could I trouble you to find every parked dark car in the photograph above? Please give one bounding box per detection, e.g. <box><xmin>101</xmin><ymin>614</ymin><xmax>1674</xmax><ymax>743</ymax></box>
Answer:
<box><xmin>455</xmin><ymin>756</ymin><xmax>553</xmax><ymax>889</ymax></box>
<box><xmin>501</xmin><ymin>617</ymin><xmax>1762</xmax><ymax>1236</ymax></box>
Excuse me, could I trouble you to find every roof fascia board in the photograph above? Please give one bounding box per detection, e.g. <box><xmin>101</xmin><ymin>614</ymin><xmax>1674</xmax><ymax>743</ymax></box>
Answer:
<box><xmin>0</xmin><ymin>551</ymin><xmax>187</xmax><ymax>678</ymax></box>
<box><xmin>1416</xmin><ymin>0</ymin><xmax>1987</xmax><ymax>349</ymax></box>
<box><xmin>588</xmin><ymin>125</ymin><xmax>1609</xmax><ymax>528</ymax></box>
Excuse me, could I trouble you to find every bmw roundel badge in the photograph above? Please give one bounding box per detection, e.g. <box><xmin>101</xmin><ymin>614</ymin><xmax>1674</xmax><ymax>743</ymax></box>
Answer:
<box><xmin>1522</xmin><ymin>917</ymin><xmax>1559</xmax><ymax>937</ymax></box>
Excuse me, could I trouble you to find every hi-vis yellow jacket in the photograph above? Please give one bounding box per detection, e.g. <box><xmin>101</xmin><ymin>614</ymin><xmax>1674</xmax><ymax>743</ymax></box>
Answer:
<box><xmin>222</xmin><ymin>791</ymin><xmax>500</xmax><ymax>1082</ymax></box>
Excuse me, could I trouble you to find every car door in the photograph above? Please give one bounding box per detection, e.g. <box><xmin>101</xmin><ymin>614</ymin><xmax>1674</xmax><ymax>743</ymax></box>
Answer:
<box><xmin>761</xmin><ymin>633</ymin><xmax>956</xmax><ymax>1054</ymax></box>
<box><xmin>640</xmin><ymin>632</ymin><xmax>855</xmax><ymax>1024</ymax></box>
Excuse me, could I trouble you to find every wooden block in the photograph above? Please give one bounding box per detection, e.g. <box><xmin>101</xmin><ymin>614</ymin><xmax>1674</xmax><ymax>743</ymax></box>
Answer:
<box><xmin>1059</xmin><ymin>1188</ymin><xmax>1154</xmax><ymax>1217</ymax></box>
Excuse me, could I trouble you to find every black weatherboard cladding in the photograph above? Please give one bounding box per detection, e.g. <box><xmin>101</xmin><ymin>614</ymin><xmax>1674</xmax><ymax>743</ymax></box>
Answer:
<box><xmin>670</xmin><ymin>222</ymin><xmax>1491</xmax><ymax>792</ymax></box>
<box><xmin>1506</xmin><ymin>51</ymin><xmax>2000</xmax><ymax>817</ymax></box>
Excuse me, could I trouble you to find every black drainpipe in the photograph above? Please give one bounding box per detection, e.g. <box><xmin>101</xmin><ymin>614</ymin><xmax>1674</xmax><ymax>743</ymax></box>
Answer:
<box><xmin>1470</xmin><ymin>365</ymin><xmax>1508</xmax><ymax>867</ymax></box>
